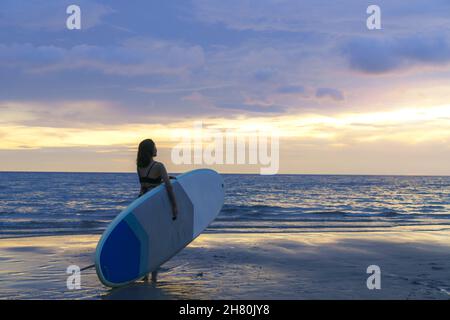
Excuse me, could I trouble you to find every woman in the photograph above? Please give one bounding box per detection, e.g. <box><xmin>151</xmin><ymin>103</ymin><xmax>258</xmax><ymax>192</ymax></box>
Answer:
<box><xmin>136</xmin><ymin>139</ymin><xmax>178</xmax><ymax>282</ymax></box>
<box><xmin>137</xmin><ymin>139</ymin><xmax>178</xmax><ymax>218</ymax></box>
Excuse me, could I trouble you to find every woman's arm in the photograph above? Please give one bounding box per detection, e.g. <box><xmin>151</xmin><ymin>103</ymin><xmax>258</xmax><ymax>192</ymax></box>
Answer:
<box><xmin>159</xmin><ymin>163</ymin><xmax>178</xmax><ymax>220</ymax></box>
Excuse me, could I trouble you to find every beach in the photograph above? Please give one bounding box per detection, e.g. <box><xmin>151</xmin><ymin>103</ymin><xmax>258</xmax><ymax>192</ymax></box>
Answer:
<box><xmin>1</xmin><ymin>173</ymin><xmax>449</xmax><ymax>299</ymax></box>
<box><xmin>1</xmin><ymin>227</ymin><xmax>449</xmax><ymax>300</ymax></box>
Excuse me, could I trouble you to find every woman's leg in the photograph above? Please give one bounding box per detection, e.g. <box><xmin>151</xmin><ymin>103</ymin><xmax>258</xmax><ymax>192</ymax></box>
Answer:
<box><xmin>151</xmin><ymin>270</ymin><xmax>158</xmax><ymax>283</ymax></box>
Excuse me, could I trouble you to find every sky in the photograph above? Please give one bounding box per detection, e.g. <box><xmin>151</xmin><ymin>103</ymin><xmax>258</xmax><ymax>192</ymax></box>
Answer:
<box><xmin>0</xmin><ymin>0</ymin><xmax>449</xmax><ymax>175</ymax></box>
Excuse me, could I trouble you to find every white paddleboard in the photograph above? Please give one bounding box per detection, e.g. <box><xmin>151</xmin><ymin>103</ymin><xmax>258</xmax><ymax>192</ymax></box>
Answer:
<box><xmin>95</xmin><ymin>169</ymin><xmax>224</xmax><ymax>287</ymax></box>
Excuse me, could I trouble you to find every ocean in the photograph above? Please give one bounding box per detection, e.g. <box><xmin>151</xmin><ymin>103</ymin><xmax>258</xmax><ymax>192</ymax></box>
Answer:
<box><xmin>1</xmin><ymin>172</ymin><xmax>449</xmax><ymax>238</ymax></box>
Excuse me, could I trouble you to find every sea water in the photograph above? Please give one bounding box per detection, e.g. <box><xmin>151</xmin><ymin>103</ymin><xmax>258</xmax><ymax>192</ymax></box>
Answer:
<box><xmin>1</xmin><ymin>172</ymin><xmax>449</xmax><ymax>238</ymax></box>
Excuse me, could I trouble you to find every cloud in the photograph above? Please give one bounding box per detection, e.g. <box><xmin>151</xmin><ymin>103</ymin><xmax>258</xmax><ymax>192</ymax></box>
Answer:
<box><xmin>1</xmin><ymin>0</ymin><xmax>450</xmax><ymax>124</ymax></box>
<box><xmin>316</xmin><ymin>88</ymin><xmax>344</xmax><ymax>101</ymax></box>
<box><xmin>253</xmin><ymin>68</ymin><xmax>277</xmax><ymax>82</ymax></box>
<box><xmin>341</xmin><ymin>35</ymin><xmax>450</xmax><ymax>74</ymax></box>
<box><xmin>277</xmin><ymin>85</ymin><xmax>305</xmax><ymax>94</ymax></box>
<box><xmin>0</xmin><ymin>0</ymin><xmax>114</xmax><ymax>30</ymax></box>
<box><xmin>191</xmin><ymin>0</ymin><xmax>450</xmax><ymax>35</ymax></box>
<box><xmin>133</xmin><ymin>84</ymin><xmax>232</xmax><ymax>94</ymax></box>
<box><xmin>190</xmin><ymin>0</ymin><xmax>363</xmax><ymax>33</ymax></box>
<box><xmin>0</xmin><ymin>44</ymin><xmax>66</xmax><ymax>66</ymax></box>
<box><xmin>181</xmin><ymin>92</ymin><xmax>215</xmax><ymax>109</ymax></box>
<box><xmin>0</xmin><ymin>39</ymin><xmax>205</xmax><ymax>76</ymax></box>
<box><xmin>1</xmin><ymin>104</ymin><xmax>449</xmax><ymax>149</ymax></box>
<box><xmin>0</xmin><ymin>101</ymin><xmax>125</xmax><ymax>128</ymax></box>
<box><xmin>217</xmin><ymin>103</ymin><xmax>286</xmax><ymax>113</ymax></box>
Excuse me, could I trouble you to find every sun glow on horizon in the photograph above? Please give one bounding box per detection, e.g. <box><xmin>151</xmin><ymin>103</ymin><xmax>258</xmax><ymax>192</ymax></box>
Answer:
<box><xmin>0</xmin><ymin>103</ymin><xmax>449</xmax><ymax>150</ymax></box>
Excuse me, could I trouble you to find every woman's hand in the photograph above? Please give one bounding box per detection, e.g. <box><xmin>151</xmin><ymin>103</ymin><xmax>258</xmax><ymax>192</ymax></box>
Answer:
<box><xmin>159</xmin><ymin>163</ymin><xmax>179</xmax><ymax>221</ymax></box>
<box><xmin>172</xmin><ymin>206</ymin><xmax>178</xmax><ymax>220</ymax></box>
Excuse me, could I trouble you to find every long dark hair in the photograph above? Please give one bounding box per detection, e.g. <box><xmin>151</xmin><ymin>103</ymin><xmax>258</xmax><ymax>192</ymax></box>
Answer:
<box><xmin>137</xmin><ymin>139</ymin><xmax>156</xmax><ymax>168</ymax></box>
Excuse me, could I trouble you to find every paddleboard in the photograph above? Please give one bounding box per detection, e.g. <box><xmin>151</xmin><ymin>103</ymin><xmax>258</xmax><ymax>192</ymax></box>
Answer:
<box><xmin>95</xmin><ymin>168</ymin><xmax>224</xmax><ymax>287</ymax></box>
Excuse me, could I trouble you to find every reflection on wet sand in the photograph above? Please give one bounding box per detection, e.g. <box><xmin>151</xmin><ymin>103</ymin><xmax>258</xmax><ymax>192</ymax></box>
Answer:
<box><xmin>103</xmin><ymin>282</ymin><xmax>174</xmax><ymax>300</ymax></box>
<box><xmin>1</xmin><ymin>230</ymin><xmax>450</xmax><ymax>299</ymax></box>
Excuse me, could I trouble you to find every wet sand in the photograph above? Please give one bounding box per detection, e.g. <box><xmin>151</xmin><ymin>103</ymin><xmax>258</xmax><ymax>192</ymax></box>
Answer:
<box><xmin>0</xmin><ymin>229</ymin><xmax>449</xmax><ymax>299</ymax></box>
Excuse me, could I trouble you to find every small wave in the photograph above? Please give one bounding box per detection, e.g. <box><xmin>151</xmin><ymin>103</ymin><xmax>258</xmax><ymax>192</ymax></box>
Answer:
<box><xmin>304</xmin><ymin>210</ymin><xmax>348</xmax><ymax>216</ymax></box>
<box><xmin>1</xmin><ymin>173</ymin><xmax>449</xmax><ymax>238</ymax></box>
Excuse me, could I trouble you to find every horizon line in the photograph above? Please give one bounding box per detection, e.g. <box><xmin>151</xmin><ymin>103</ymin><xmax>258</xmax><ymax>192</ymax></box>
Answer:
<box><xmin>0</xmin><ymin>170</ymin><xmax>449</xmax><ymax>177</ymax></box>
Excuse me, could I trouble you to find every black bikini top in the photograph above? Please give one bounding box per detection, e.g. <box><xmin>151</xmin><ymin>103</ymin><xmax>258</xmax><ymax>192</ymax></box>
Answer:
<box><xmin>138</xmin><ymin>161</ymin><xmax>162</xmax><ymax>185</ymax></box>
